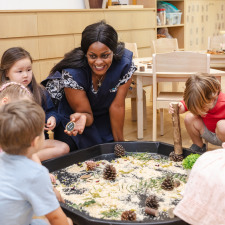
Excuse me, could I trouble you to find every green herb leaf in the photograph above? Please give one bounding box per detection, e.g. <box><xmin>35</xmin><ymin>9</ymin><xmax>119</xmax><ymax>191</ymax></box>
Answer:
<box><xmin>82</xmin><ymin>199</ymin><xmax>96</xmax><ymax>207</ymax></box>
<box><xmin>100</xmin><ymin>208</ymin><xmax>122</xmax><ymax>218</ymax></box>
<box><xmin>182</xmin><ymin>154</ymin><xmax>200</xmax><ymax>169</ymax></box>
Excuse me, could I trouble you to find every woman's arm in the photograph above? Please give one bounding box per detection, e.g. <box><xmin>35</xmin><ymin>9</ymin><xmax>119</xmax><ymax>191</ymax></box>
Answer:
<box><xmin>109</xmin><ymin>78</ymin><xmax>132</xmax><ymax>141</ymax></box>
<box><xmin>64</xmin><ymin>88</ymin><xmax>94</xmax><ymax>126</ymax></box>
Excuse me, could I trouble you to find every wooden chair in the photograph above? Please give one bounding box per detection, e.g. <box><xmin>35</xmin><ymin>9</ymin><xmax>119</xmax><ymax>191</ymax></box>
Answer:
<box><xmin>125</xmin><ymin>42</ymin><xmax>147</xmax><ymax>131</ymax></box>
<box><xmin>152</xmin><ymin>51</ymin><xmax>210</xmax><ymax>141</ymax></box>
<box><xmin>153</xmin><ymin>38</ymin><xmax>179</xmax><ymax>93</ymax></box>
<box><xmin>152</xmin><ymin>38</ymin><xmax>178</xmax><ymax>54</ymax></box>
<box><xmin>208</xmin><ymin>35</ymin><xmax>225</xmax><ymax>50</ymax></box>
<box><xmin>125</xmin><ymin>42</ymin><xmax>139</xmax><ymax>58</ymax></box>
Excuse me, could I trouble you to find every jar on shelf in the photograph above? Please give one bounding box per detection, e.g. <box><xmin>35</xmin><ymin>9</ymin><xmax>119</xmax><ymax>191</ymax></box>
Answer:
<box><xmin>157</xmin><ymin>8</ymin><xmax>166</xmax><ymax>26</ymax></box>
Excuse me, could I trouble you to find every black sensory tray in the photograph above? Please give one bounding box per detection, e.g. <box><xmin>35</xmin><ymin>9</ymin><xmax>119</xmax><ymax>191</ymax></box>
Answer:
<box><xmin>43</xmin><ymin>141</ymin><xmax>190</xmax><ymax>225</ymax></box>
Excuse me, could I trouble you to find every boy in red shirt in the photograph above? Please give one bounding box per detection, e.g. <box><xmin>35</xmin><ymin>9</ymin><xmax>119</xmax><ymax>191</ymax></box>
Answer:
<box><xmin>169</xmin><ymin>74</ymin><xmax>225</xmax><ymax>153</ymax></box>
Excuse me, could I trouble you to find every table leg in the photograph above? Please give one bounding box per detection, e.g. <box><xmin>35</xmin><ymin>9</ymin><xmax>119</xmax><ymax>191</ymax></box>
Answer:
<box><xmin>136</xmin><ymin>76</ymin><xmax>144</xmax><ymax>139</ymax></box>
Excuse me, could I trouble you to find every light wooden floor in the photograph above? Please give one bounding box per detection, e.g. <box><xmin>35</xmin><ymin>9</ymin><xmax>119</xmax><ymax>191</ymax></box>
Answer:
<box><xmin>124</xmin><ymin>87</ymin><xmax>220</xmax><ymax>151</ymax></box>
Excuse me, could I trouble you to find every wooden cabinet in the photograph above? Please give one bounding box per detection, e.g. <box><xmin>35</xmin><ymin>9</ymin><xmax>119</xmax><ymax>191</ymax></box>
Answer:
<box><xmin>0</xmin><ymin>9</ymin><xmax>156</xmax><ymax>82</ymax></box>
<box><xmin>0</xmin><ymin>2</ymin><xmax>224</xmax><ymax>82</ymax></box>
<box><xmin>185</xmin><ymin>0</ymin><xmax>225</xmax><ymax>51</ymax></box>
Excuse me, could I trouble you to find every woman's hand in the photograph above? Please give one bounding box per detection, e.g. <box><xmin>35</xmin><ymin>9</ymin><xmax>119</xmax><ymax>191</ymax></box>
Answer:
<box><xmin>45</xmin><ymin>116</ymin><xmax>56</xmax><ymax>131</ymax></box>
<box><xmin>64</xmin><ymin>113</ymin><xmax>87</xmax><ymax>136</ymax></box>
<box><xmin>169</xmin><ymin>102</ymin><xmax>185</xmax><ymax>114</ymax></box>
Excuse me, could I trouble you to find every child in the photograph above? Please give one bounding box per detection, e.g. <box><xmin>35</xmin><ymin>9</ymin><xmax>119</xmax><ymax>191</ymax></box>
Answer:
<box><xmin>174</xmin><ymin>148</ymin><xmax>225</xmax><ymax>225</ymax></box>
<box><xmin>0</xmin><ymin>82</ymin><xmax>56</xmax><ymax>182</ymax></box>
<box><xmin>0</xmin><ymin>81</ymin><xmax>33</xmax><ymax>154</ymax></box>
<box><xmin>169</xmin><ymin>74</ymin><xmax>225</xmax><ymax>153</ymax></box>
<box><xmin>0</xmin><ymin>47</ymin><xmax>70</xmax><ymax>160</ymax></box>
<box><xmin>0</xmin><ymin>100</ymin><xmax>73</xmax><ymax>225</ymax></box>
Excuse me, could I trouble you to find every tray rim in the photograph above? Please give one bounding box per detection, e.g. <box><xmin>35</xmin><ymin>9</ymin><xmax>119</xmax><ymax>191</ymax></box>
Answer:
<box><xmin>43</xmin><ymin>141</ymin><xmax>190</xmax><ymax>225</ymax></box>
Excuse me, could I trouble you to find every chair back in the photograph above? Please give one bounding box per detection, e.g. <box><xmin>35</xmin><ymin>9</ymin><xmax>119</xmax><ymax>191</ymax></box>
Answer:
<box><xmin>152</xmin><ymin>38</ymin><xmax>178</xmax><ymax>54</ymax></box>
<box><xmin>208</xmin><ymin>35</ymin><xmax>225</xmax><ymax>50</ymax></box>
<box><xmin>125</xmin><ymin>42</ymin><xmax>139</xmax><ymax>58</ymax></box>
<box><xmin>152</xmin><ymin>51</ymin><xmax>210</xmax><ymax>141</ymax></box>
<box><xmin>152</xmin><ymin>51</ymin><xmax>210</xmax><ymax>74</ymax></box>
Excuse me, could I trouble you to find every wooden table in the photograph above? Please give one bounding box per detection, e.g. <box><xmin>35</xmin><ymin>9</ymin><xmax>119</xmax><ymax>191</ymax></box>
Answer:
<box><xmin>209</xmin><ymin>53</ymin><xmax>225</xmax><ymax>69</ymax></box>
<box><xmin>133</xmin><ymin>57</ymin><xmax>225</xmax><ymax>139</ymax></box>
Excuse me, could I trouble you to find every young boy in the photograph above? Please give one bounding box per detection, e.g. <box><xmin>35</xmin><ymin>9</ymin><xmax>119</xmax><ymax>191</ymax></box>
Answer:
<box><xmin>0</xmin><ymin>100</ymin><xmax>72</xmax><ymax>225</ymax></box>
<box><xmin>169</xmin><ymin>74</ymin><xmax>225</xmax><ymax>153</ymax></box>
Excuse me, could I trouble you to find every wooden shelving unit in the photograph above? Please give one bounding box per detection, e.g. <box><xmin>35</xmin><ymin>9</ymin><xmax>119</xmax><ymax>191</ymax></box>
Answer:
<box><xmin>0</xmin><ymin>8</ymin><xmax>156</xmax><ymax>81</ymax></box>
<box><xmin>1</xmin><ymin>1</ymin><xmax>223</xmax><ymax>83</ymax></box>
<box><xmin>134</xmin><ymin>0</ymin><xmax>186</xmax><ymax>50</ymax></box>
<box><xmin>156</xmin><ymin>0</ymin><xmax>185</xmax><ymax>50</ymax></box>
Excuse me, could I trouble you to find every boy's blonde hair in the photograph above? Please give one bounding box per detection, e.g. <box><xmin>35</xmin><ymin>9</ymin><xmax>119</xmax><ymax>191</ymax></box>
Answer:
<box><xmin>0</xmin><ymin>100</ymin><xmax>45</xmax><ymax>155</ymax></box>
<box><xmin>0</xmin><ymin>82</ymin><xmax>33</xmax><ymax>102</ymax></box>
<box><xmin>183</xmin><ymin>74</ymin><xmax>221</xmax><ymax>116</ymax></box>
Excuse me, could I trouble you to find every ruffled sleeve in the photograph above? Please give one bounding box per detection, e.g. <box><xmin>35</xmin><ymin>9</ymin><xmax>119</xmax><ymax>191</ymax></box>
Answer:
<box><xmin>45</xmin><ymin>69</ymin><xmax>84</xmax><ymax>104</ymax></box>
<box><xmin>109</xmin><ymin>61</ymin><xmax>137</xmax><ymax>93</ymax></box>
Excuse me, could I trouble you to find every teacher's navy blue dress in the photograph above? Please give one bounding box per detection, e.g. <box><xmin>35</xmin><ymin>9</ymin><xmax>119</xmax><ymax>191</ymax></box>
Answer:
<box><xmin>42</xmin><ymin>49</ymin><xmax>135</xmax><ymax>149</ymax></box>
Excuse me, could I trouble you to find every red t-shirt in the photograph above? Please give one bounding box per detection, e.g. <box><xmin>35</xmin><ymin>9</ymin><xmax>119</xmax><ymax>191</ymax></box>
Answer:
<box><xmin>181</xmin><ymin>92</ymin><xmax>225</xmax><ymax>133</ymax></box>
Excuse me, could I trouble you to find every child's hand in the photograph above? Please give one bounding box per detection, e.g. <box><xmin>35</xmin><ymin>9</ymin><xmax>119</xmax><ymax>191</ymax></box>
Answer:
<box><xmin>222</xmin><ymin>142</ymin><xmax>225</xmax><ymax>149</ymax></box>
<box><xmin>49</xmin><ymin>173</ymin><xmax>56</xmax><ymax>184</ymax></box>
<box><xmin>169</xmin><ymin>102</ymin><xmax>185</xmax><ymax>114</ymax></box>
<box><xmin>64</xmin><ymin>113</ymin><xmax>86</xmax><ymax>136</ymax></box>
<box><xmin>45</xmin><ymin>116</ymin><xmax>56</xmax><ymax>131</ymax></box>
<box><xmin>53</xmin><ymin>187</ymin><xmax>65</xmax><ymax>203</ymax></box>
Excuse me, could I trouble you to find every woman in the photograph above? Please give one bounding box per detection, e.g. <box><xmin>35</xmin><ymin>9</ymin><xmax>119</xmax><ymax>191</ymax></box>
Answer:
<box><xmin>42</xmin><ymin>21</ymin><xmax>136</xmax><ymax>150</ymax></box>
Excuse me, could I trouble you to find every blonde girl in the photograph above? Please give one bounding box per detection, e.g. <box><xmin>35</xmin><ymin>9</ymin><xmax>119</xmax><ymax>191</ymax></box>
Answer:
<box><xmin>0</xmin><ymin>82</ymin><xmax>60</xmax><ymax>181</ymax></box>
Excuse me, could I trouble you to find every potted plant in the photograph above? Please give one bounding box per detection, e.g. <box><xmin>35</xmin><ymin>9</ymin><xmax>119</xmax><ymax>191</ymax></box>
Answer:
<box><xmin>182</xmin><ymin>153</ymin><xmax>200</xmax><ymax>178</ymax></box>
<box><xmin>88</xmin><ymin>0</ymin><xmax>103</xmax><ymax>8</ymax></box>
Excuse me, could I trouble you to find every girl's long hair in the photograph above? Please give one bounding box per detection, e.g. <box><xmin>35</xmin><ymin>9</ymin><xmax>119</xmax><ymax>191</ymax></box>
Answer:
<box><xmin>50</xmin><ymin>20</ymin><xmax>125</xmax><ymax>74</ymax></box>
<box><xmin>0</xmin><ymin>47</ymin><xmax>45</xmax><ymax>105</ymax></box>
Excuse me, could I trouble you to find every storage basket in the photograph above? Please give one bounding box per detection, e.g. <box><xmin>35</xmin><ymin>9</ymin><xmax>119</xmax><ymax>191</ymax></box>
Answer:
<box><xmin>166</xmin><ymin>12</ymin><xmax>182</xmax><ymax>25</ymax></box>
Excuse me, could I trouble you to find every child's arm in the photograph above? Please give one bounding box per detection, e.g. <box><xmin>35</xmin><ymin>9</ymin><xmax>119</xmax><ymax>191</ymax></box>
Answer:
<box><xmin>31</xmin><ymin>153</ymin><xmax>56</xmax><ymax>183</ymax></box>
<box><xmin>53</xmin><ymin>187</ymin><xmax>64</xmax><ymax>203</ymax></box>
<box><xmin>43</xmin><ymin>88</ymin><xmax>61</xmax><ymax>128</ymax></box>
<box><xmin>45</xmin><ymin>207</ymin><xmax>72</xmax><ymax>225</ymax></box>
<box><xmin>45</xmin><ymin>116</ymin><xmax>56</xmax><ymax>131</ymax></box>
<box><xmin>169</xmin><ymin>101</ymin><xmax>186</xmax><ymax>114</ymax></box>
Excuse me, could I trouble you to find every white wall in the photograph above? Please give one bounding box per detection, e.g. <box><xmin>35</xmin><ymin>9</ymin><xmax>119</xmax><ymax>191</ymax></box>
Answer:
<box><xmin>0</xmin><ymin>0</ymin><xmax>85</xmax><ymax>10</ymax></box>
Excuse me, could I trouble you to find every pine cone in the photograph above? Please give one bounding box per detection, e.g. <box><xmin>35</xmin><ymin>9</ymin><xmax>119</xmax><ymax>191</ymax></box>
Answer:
<box><xmin>103</xmin><ymin>164</ymin><xmax>117</xmax><ymax>181</ymax></box>
<box><xmin>161</xmin><ymin>175</ymin><xmax>174</xmax><ymax>191</ymax></box>
<box><xmin>169</xmin><ymin>151</ymin><xmax>184</xmax><ymax>162</ymax></box>
<box><xmin>114</xmin><ymin>144</ymin><xmax>126</xmax><ymax>157</ymax></box>
<box><xmin>145</xmin><ymin>195</ymin><xmax>159</xmax><ymax>209</ymax></box>
<box><xmin>121</xmin><ymin>210</ymin><xmax>136</xmax><ymax>221</ymax></box>
<box><xmin>85</xmin><ymin>161</ymin><xmax>97</xmax><ymax>171</ymax></box>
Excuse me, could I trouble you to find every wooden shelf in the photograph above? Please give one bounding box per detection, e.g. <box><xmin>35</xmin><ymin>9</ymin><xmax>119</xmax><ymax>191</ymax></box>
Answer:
<box><xmin>156</xmin><ymin>0</ymin><xmax>185</xmax><ymax>50</ymax></box>
<box><xmin>157</xmin><ymin>0</ymin><xmax>183</xmax><ymax>1</ymax></box>
<box><xmin>157</xmin><ymin>24</ymin><xmax>184</xmax><ymax>28</ymax></box>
